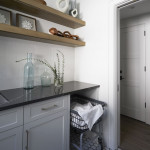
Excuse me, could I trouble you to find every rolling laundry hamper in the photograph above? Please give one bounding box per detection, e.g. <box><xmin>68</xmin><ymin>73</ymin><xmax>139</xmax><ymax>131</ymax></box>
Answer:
<box><xmin>70</xmin><ymin>95</ymin><xmax>106</xmax><ymax>150</ymax></box>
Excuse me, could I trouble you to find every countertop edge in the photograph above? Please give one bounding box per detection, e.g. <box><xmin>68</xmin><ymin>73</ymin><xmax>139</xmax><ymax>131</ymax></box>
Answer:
<box><xmin>0</xmin><ymin>83</ymin><xmax>100</xmax><ymax>111</ymax></box>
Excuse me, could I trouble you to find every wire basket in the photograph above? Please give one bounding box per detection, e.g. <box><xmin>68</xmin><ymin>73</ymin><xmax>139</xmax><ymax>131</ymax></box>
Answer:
<box><xmin>70</xmin><ymin>95</ymin><xmax>106</xmax><ymax>132</ymax></box>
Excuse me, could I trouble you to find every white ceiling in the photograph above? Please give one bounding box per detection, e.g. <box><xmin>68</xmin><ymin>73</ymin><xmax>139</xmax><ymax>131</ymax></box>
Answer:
<box><xmin>120</xmin><ymin>0</ymin><xmax>150</xmax><ymax>19</ymax></box>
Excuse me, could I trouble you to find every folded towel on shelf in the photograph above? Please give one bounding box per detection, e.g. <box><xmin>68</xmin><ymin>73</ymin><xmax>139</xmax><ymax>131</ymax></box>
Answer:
<box><xmin>71</xmin><ymin>102</ymin><xmax>103</xmax><ymax>130</ymax></box>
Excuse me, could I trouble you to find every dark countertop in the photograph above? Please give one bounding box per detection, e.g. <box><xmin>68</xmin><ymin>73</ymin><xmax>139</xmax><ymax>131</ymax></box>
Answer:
<box><xmin>0</xmin><ymin>81</ymin><xmax>100</xmax><ymax>111</ymax></box>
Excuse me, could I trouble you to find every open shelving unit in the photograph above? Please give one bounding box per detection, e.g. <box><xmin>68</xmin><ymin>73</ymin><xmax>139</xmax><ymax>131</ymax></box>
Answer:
<box><xmin>0</xmin><ymin>0</ymin><xmax>85</xmax><ymax>29</ymax></box>
<box><xmin>0</xmin><ymin>24</ymin><xmax>85</xmax><ymax>47</ymax></box>
<box><xmin>0</xmin><ymin>0</ymin><xmax>86</xmax><ymax>47</ymax></box>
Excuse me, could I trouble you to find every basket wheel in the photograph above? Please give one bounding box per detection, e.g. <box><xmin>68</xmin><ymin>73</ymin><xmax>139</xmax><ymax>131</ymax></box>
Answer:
<box><xmin>98</xmin><ymin>137</ymin><xmax>103</xmax><ymax>150</ymax></box>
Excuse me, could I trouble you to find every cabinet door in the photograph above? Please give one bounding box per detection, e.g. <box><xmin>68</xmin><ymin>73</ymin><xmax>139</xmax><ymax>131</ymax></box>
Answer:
<box><xmin>23</xmin><ymin>110</ymin><xmax>69</xmax><ymax>150</ymax></box>
<box><xmin>0</xmin><ymin>126</ymin><xmax>23</xmax><ymax>150</ymax></box>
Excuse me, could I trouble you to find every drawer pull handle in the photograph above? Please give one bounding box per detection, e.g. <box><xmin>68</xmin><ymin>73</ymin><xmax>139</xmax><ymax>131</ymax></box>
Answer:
<box><xmin>41</xmin><ymin>105</ymin><xmax>57</xmax><ymax>111</ymax></box>
<box><xmin>26</xmin><ymin>130</ymin><xmax>29</xmax><ymax>150</ymax></box>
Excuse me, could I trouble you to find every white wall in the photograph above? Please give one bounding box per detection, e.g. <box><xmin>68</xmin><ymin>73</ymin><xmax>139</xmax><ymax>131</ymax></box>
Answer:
<box><xmin>0</xmin><ymin>1</ymin><xmax>113</xmax><ymax>148</ymax></box>
<box><xmin>121</xmin><ymin>13</ymin><xmax>150</xmax><ymax>125</ymax></box>
<box><xmin>74</xmin><ymin>1</ymin><xmax>150</xmax><ymax>149</ymax></box>
<box><xmin>0</xmin><ymin>5</ymin><xmax>75</xmax><ymax>91</ymax></box>
<box><xmin>74</xmin><ymin>0</ymin><xmax>110</xmax><ymax>148</ymax></box>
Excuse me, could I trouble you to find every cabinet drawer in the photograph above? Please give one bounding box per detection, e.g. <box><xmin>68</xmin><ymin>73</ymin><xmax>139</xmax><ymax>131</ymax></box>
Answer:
<box><xmin>0</xmin><ymin>107</ymin><xmax>23</xmax><ymax>133</ymax></box>
<box><xmin>24</xmin><ymin>96</ymin><xmax>69</xmax><ymax>123</ymax></box>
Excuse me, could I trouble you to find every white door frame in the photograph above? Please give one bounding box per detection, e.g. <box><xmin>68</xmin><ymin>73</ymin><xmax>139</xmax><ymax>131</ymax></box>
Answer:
<box><xmin>108</xmin><ymin>0</ymin><xmax>144</xmax><ymax>149</ymax></box>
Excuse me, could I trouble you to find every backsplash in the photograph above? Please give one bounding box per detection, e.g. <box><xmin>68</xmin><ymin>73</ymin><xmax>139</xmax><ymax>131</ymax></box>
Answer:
<box><xmin>0</xmin><ymin>6</ymin><xmax>75</xmax><ymax>91</ymax></box>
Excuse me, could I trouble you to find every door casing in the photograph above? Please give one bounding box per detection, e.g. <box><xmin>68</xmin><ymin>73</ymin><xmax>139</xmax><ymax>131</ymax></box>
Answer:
<box><xmin>108</xmin><ymin>0</ymin><xmax>144</xmax><ymax>149</ymax></box>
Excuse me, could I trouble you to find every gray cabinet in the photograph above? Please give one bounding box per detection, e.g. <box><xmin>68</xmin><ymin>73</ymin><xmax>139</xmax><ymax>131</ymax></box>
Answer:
<box><xmin>0</xmin><ymin>95</ymin><xmax>70</xmax><ymax>150</ymax></box>
<box><xmin>0</xmin><ymin>107</ymin><xmax>23</xmax><ymax>150</ymax></box>
<box><xmin>0</xmin><ymin>126</ymin><xmax>23</xmax><ymax>150</ymax></box>
<box><xmin>23</xmin><ymin>95</ymin><xmax>70</xmax><ymax>150</ymax></box>
<box><xmin>23</xmin><ymin>110</ymin><xmax>69</xmax><ymax>150</ymax></box>
<box><xmin>0</xmin><ymin>107</ymin><xmax>23</xmax><ymax>133</ymax></box>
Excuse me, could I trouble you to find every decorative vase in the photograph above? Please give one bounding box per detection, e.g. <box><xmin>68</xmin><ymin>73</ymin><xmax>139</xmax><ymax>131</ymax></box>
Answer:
<box><xmin>56</xmin><ymin>0</ymin><xmax>69</xmax><ymax>13</ymax></box>
<box><xmin>41</xmin><ymin>69</ymin><xmax>51</xmax><ymax>87</ymax></box>
<box><xmin>69</xmin><ymin>0</ymin><xmax>78</xmax><ymax>18</ymax></box>
<box><xmin>54</xmin><ymin>73</ymin><xmax>64</xmax><ymax>87</ymax></box>
<box><xmin>24</xmin><ymin>53</ymin><xmax>34</xmax><ymax>89</ymax></box>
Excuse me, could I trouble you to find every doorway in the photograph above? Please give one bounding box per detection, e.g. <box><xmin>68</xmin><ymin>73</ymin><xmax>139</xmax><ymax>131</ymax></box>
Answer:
<box><xmin>120</xmin><ymin>24</ymin><xmax>146</xmax><ymax>122</ymax></box>
<box><xmin>107</xmin><ymin>0</ymin><xmax>149</xmax><ymax>149</ymax></box>
<box><xmin>119</xmin><ymin>0</ymin><xmax>150</xmax><ymax>149</ymax></box>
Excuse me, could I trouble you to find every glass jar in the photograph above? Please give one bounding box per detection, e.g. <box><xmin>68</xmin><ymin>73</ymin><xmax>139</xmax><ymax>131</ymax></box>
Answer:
<box><xmin>24</xmin><ymin>53</ymin><xmax>34</xmax><ymax>89</ymax></box>
<box><xmin>41</xmin><ymin>69</ymin><xmax>51</xmax><ymax>87</ymax></box>
<box><xmin>54</xmin><ymin>73</ymin><xmax>64</xmax><ymax>87</ymax></box>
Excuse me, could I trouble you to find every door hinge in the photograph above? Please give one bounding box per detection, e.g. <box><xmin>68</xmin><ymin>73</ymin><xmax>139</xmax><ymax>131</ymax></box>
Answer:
<box><xmin>117</xmin><ymin>84</ymin><xmax>119</xmax><ymax>92</ymax></box>
<box><xmin>144</xmin><ymin>66</ymin><xmax>146</xmax><ymax>72</ymax></box>
<box><xmin>145</xmin><ymin>102</ymin><xmax>146</xmax><ymax>108</ymax></box>
<box><xmin>144</xmin><ymin>31</ymin><xmax>146</xmax><ymax>36</ymax></box>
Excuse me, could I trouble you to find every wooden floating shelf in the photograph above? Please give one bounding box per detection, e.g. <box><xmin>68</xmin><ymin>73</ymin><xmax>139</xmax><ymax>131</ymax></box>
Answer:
<box><xmin>0</xmin><ymin>24</ymin><xmax>85</xmax><ymax>47</ymax></box>
<box><xmin>0</xmin><ymin>0</ymin><xmax>85</xmax><ymax>29</ymax></box>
